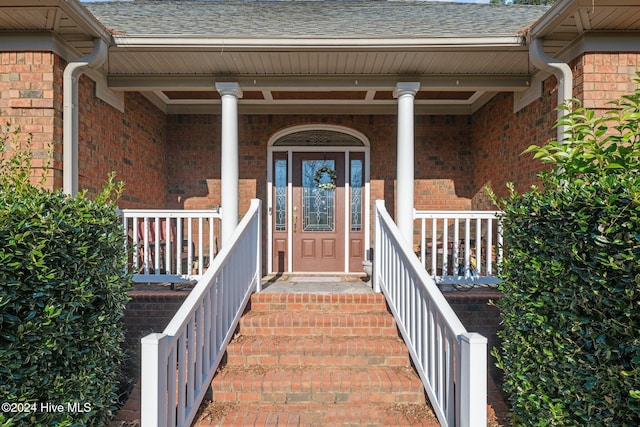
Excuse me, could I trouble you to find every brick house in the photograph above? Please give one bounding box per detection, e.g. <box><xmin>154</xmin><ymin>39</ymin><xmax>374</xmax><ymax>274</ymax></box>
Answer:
<box><xmin>1</xmin><ymin>0</ymin><xmax>639</xmax><ymax>275</ymax></box>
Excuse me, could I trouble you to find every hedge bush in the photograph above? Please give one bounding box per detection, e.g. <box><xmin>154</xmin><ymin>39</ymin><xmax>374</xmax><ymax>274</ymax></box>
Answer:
<box><xmin>0</xmin><ymin>125</ymin><xmax>132</xmax><ymax>426</ymax></box>
<box><xmin>493</xmin><ymin>75</ymin><xmax>640</xmax><ymax>426</ymax></box>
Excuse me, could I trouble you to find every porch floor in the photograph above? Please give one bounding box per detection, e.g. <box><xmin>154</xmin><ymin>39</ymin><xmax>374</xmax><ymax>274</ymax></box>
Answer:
<box><xmin>261</xmin><ymin>274</ymin><xmax>373</xmax><ymax>293</ymax></box>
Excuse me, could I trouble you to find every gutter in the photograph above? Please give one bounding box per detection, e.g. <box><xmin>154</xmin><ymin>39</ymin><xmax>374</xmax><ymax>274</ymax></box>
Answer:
<box><xmin>63</xmin><ymin>38</ymin><xmax>109</xmax><ymax>195</ymax></box>
<box><xmin>112</xmin><ymin>35</ymin><xmax>525</xmax><ymax>50</ymax></box>
<box><xmin>529</xmin><ymin>38</ymin><xmax>573</xmax><ymax>143</ymax></box>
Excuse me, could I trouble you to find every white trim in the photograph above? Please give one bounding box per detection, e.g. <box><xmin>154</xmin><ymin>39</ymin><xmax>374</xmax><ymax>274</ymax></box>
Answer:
<box><xmin>514</xmin><ymin>71</ymin><xmax>547</xmax><ymax>113</ymax></box>
<box><xmin>344</xmin><ymin>152</ymin><xmax>350</xmax><ymax>272</ymax></box>
<box><xmin>113</xmin><ymin>36</ymin><xmax>525</xmax><ymax>49</ymax></box>
<box><xmin>84</xmin><ymin>68</ymin><xmax>125</xmax><ymax>112</ymax></box>
<box><xmin>266</xmin><ymin>126</ymin><xmax>371</xmax><ymax>275</ymax></box>
<box><xmin>268</xmin><ymin>124</ymin><xmax>371</xmax><ymax>147</ymax></box>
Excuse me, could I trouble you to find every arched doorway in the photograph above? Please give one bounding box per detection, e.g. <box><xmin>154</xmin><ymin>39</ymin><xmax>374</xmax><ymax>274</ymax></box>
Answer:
<box><xmin>267</xmin><ymin>125</ymin><xmax>370</xmax><ymax>274</ymax></box>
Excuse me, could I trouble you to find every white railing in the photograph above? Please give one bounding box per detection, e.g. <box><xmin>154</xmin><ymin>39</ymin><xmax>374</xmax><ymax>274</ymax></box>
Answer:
<box><xmin>140</xmin><ymin>199</ymin><xmax>261</xmax><ymax>427</ymax></box>
<box><xmin>374</xmin><ymin>200</ymin><xmax>487</xmax><ymax>427</ymax></box>
<box><xmin>120</xmin><ymin>208</ymin><xmax>222</xmax><ymax>283</ymax></box>
<box><xmin>414</xmin><ymin>210</ymin><xmax>503</xmax><ymax>287</ymax></box>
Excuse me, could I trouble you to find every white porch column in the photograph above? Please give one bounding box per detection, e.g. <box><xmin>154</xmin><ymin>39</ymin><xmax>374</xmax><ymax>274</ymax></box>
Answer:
<box><xmin>393</xmin><ymin>82</ymin><xmax>420</xmax><ymax>250</ymax></box>
<box><xmin>216</xmin><ymin>82</ymin><xmax>243</xmax><ymax>247</ymax></box>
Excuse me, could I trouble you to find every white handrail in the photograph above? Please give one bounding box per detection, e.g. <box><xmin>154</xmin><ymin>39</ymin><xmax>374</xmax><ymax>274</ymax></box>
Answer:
<box><xmin>120</xmin><ymin>208</ymin><xmax>222</xmax><ymax>283</ymax></box>
<box><xmin>414</xmin><ymin>209</ymin><xmax>503</xmax><ymax>286</ymax></box>
<box><xmin>374</xmin><ymin>200</ymin><xmax>486</xmax><ymax>427</ymax></box>
<box><xmin>140</xmin><ymin>199</ymin><xmax>261</xmax><ymax>427</ymax></box>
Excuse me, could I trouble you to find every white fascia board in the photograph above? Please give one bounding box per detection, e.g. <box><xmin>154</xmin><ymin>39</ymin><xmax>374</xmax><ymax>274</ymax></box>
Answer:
<box><xmin>0</xmin><ymin>32</ymin><xmax>77</xmax><ymax>59</ymax></box>
<box><xmin>112</xmin><ymin>36</ymin><xmax>525</xmax><ymax>50</ymax></box>
<box><xmin>166</xmin><ymin>103</ymin><xmax>476</xmax><ymax>116</ymax></box>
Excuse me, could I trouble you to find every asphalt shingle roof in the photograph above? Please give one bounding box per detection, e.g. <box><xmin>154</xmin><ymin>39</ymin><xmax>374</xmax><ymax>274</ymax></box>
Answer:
<box><xmin>84</xmin><ymin>0</ymin><xmax>549</xmax><ymax>38</ymax></box>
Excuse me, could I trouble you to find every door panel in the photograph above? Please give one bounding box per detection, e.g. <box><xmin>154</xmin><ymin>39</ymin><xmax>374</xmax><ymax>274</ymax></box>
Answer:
<box><xmin>292</xmin><ymin>153</ymin><xmax>345</xmax><ymax>271</ymax></box>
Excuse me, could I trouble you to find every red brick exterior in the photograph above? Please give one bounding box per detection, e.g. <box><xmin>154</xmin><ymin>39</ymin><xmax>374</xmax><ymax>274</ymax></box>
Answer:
<box><xmin>165</xmin><ymin>114</ymin><xmax>473</xmax><ymax>214</ymax></box>
<box><xmin>470</xmin><ymin>51</ymin><xmax>640</xmax><ymax>210</ymax></box>
<box><xmin>0</xmin><ymin>51</ymin><xmax>62</xmax><ymax>190</ymax></box>
<box><xmin>2</xmin><ymin>50</ymin><xmax>638</xmax><ymax>239</ymax></box>
<box><xmin>470</xmin><ymin>83</ymin><xmax>557</xmax><ymax>209</ymax></box>
<box><xmin>576</xmin><ymin>52</ymin><xmax>640</xmax><ymax>111</ymax></box>
<box><xmin>77</xmin><ymin>78</ymin><xmax>167</xmax><ymax>207</ymax></box>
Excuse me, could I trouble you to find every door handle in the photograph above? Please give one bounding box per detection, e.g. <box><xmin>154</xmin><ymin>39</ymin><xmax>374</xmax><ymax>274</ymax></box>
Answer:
<box><xmin>293</xmin><ymin>206</ymin><xmax>297</xmax><ymax>233</ymax></box>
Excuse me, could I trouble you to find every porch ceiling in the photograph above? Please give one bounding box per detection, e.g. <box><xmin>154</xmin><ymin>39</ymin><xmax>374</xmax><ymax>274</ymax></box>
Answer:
<box><xmin>1</xmin><ymin>0</ymin><xmax>639</xmax><ymax>115</ymax></box>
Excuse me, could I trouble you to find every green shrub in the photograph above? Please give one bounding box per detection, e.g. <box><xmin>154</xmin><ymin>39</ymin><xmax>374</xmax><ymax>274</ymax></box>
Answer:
<box><xmin>493</xmin><ymin>75</ymin><xmax>640</xmax><ymax>426</ymax></box>
<box><xmin>0</xmin><ymin>124</ymin><xmax>132</xmax><ymax>426</ymax></box>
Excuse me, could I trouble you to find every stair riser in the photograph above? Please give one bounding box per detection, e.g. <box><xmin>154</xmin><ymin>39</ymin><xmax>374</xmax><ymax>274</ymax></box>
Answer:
<box><xmin>212</xmin><ymin>368</ymin><xmax>426</xmax><ymax>405</ymax></box>
<box><xmin>239</xmin><ymin>314</ymin><xmax>399</xmax><ymax>337</ymax></box>
<box><xmin>238</xmin><ymin>326</ymin><xmax>399</xmax><ymax>336</ymax></box>
<box><xmin>195</xmin><ymin>404</ymin><xmax>438</xmax><ymax>427</ymax></box>
<box><xmin>212</xmin><ymin>391</ymin><xmax>426</xmax><ymax>405</ymax></box>
<box><xmin>226</xmin><ymin>354</ymin><xmax>410</xmax><ymax>367</ymax></box>
<box><xmin>249</xmin><ymin>294</ymin><xmax>388</xmax><ymax>314</ymax></box>
<box><xmin>250</xmin><ymin>302</ymin><xmax>389</xmax><ymax>313</ymax></box>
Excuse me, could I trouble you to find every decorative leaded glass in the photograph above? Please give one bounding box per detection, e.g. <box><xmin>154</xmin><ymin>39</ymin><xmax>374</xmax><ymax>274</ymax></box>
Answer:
<box><xmin>302</xmin><ymin>160</ymin><xmax>335</xmax><ymax>232</ymax></box>
<box><xmin>351</xmin><ymin>159</ymin><xmax>363</xmax><ymax>231</ymax></box>
<box><xmin>273</xmin><ymin>130</ymin><xmax>364</xmax><ymax>147</ymax></box>
<box><xmin>275</xmin><ymin>159</ymin><xmax>287</xmax><ymax>231</ymax></box>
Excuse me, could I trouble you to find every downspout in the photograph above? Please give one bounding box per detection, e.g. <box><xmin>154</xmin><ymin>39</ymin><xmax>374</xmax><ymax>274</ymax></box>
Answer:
<box><xmin>529</xmin><ymin>38</ymin><xmax>573</xmax><ymax>143</ymax></box>
<box><xmin>63</xmin><ymin>38</ymin><xmax>109</xmax><ymax>195</ymax></box>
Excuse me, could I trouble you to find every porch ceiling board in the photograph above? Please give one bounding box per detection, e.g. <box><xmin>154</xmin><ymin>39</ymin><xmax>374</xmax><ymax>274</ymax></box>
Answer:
<box><xmin>105</xmin><ymin>50</ymin><xmax>532</xmax><ymax>77</ymax></box>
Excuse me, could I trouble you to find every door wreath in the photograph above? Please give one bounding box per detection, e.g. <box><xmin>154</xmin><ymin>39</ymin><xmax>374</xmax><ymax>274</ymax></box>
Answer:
<box><xmin>314</xmin><ymin>166</ymin><xmax>337</xmax><ymax>191</ymax></box>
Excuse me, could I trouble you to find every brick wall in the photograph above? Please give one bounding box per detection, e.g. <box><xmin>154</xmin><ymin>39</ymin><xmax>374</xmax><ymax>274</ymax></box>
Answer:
<box><xmin>470</xmin><ymin>52</ymin><xmax>640</xmax><ymax>210</ymax></box>
<box><xmin>165</xmin><ymin>113</ymin><xmax>474</xmax><ymax>252</ymax></box>
<box><xmin>444</xmin><ymin>291</ymin><xmax>504</xmax><ymax>383</ymax></box>
<box><xmin>77</xmin><ymin>78</ymin><xmax>167</xmax><ymax>207</ymax></box>
<box><xmin>0</xmin><ymin>51</ymin><xmax>63</xmax><ymax>190</ymax></box>
<box><xmin>576</xmin><ymin>52</ymin><xmax>640</xmax><ymax>111</ymax></box>
<box><xmin>120</xmin><ymin>290</ymin><xmax>189</xmax><ymax>378</ymax></box>
<box><xmin>165</xmin><ymin>114</ymin><xmax>474</xmax><ymax>211</ymax></box>
<box><xmin>1</xmin><ymin>51</ymin><xmax>169</xmax><ymax>207</ymax></box>
<box><xmin>469</xmin><ymin>85</ymin><xmax>557</xmax><ymax>209</ymax></box>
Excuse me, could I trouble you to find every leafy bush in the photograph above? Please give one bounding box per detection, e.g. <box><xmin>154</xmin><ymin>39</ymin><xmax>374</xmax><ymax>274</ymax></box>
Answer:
<box><xmin>493</xmin><ymin>75</ymin><xmax>640</xmax><ymax>426</ymax></box>
<box><xmin>0</xmin><ymin>124</ymin><xmax>132</xmax><ymax>426</ymax></box>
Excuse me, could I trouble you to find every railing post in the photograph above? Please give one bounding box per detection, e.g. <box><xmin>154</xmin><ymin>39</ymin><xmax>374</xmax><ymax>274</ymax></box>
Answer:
<box><xmin>254</xmin><ymin>199</ymin><xmax>262</xmax><ymax>292</ymax></box>
<box><xmin>141</xmin><ymin>333</ymin><xmax>169</xmax><ymax>427</ymax></box>
<box><xmin>458</xmin><ymin>332</ymin><xmax>487</xmax><ymax>427</ymax></box>
<box><xmin>372</xmin><ymin>200</ymin><xmax>384</xmax><ymax>293</ymax></box>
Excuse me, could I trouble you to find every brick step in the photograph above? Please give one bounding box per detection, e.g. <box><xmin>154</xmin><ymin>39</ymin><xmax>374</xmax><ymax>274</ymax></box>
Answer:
<box><xmin>249</xmin><ymin>292</ymin><xmax>388</xmax><ymax>313</ymax></box>
<box><xmin>238</xmin><ymin>311</ymin><xmax>399</xmax><ymax>336</ymax></box>
<box><xmin>225</xmin><ymin>335</ymin><xmax>411</xmax><ymax>367</ymax></box>
<box><xmin>211</xmin><ymin>366</ymin><xmax>426</xmax><ymax>405</ymax></box>
<box><xmin>195</xmin><ymin>402</ymin><xmax>439</xmax><ymax>427</ymax></box>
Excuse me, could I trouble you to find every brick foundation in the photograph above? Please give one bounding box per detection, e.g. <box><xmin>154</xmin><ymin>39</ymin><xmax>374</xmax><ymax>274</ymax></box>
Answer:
<box><xmin>443</xmin><ymin>290</ymin><xmax>504</xmax><ymax>385</ymax></box>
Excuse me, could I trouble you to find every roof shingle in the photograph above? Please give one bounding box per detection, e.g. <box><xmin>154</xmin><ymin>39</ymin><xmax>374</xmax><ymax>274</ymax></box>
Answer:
<box><xmin>84</xmin><ymin>0</ymin><xmax>549</xmax><ymax>38</ymax></box>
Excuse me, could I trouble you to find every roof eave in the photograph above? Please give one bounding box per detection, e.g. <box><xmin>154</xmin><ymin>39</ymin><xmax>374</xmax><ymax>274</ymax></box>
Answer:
<box><xmin>528</xmin><ymin>0</ymin><xmax>576</xmax><ymax>39</ymax></box>
<box><xmin>111</xmin><ymin>35</ymin><xmax>526</xmax><ymax>50</ymax></box>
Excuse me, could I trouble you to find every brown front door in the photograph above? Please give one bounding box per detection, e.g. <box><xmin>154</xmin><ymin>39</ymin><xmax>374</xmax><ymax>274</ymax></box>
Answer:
<box><xmin>292</xmin><ymin>152</ymin><xmax>345</xmax><ymax>271</ymax></box>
